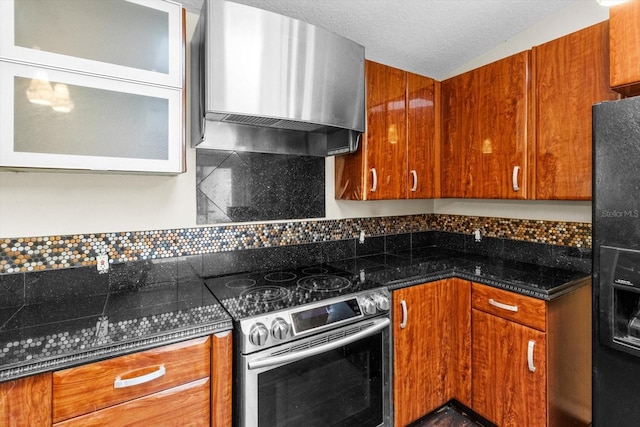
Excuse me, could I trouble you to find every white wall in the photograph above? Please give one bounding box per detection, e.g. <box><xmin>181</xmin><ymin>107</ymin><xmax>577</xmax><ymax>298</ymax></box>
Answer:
<box><xmin>0</xmin><ymin>2</ymin><xmax>608</xmax><ymax>238</ymax></box>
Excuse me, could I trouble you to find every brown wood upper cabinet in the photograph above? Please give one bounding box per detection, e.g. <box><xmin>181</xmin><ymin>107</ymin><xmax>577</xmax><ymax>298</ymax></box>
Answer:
<box><xmin>609</xmin><ymin>0</ymin><xmax>640</xmax><ymax>97</ymax></box>
<box><xmin>335</xmin><ymin>60</ymin><xmax>439</xmax><ymax>200</ymax></box>
<box><xmin>441</xmin><ymin>51</ymin><xmax>532</xmax><ymax>199</ymax></box>
<box><xmin>534</xmin><ymin>21</ymin><xmax>619</xmax><ymax>200</ymax></box>
<box><xmin>407</xmin><ymin>71</ymin><xmax>441</xmax><ymax>199</ymax></box>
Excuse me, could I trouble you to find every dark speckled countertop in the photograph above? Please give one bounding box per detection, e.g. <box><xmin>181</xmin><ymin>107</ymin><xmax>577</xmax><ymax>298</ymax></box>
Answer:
<box><xmin>0</xmin><ymin>256</ymin><xmax>233</xmax><ymax>382</ymax></box>
<box><xmin>347</xmin><ymin>247</ymin><xmax>590</xmax><ymax>300</ymax></box>
<box><xmin>0</xmin><ymin>242</ymin><xmax>590</xmax><ymax>382</ymax></box>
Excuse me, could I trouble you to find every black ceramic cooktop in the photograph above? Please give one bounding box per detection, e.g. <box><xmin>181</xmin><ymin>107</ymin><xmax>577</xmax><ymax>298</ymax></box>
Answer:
<box><xmin>205</xmin><ymin>263</ymin><xmax>385</xmax><ymax>320</ymax></box>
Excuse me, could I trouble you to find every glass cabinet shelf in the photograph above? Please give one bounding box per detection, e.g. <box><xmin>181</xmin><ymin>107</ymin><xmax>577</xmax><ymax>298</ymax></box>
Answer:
<box><xmin>0</xmin><ymin>0</ymin><xmax>185</xmax><ymax>174</ymax></box>
<box><xmin>0</xmin><ymin>0</ymin><xmax>183</xmax><ymax>88</ymax></box>
<box><xmin>0</xmin><ymin>61</ymin><xmax>184</xmax><ymax>174</ymax></box>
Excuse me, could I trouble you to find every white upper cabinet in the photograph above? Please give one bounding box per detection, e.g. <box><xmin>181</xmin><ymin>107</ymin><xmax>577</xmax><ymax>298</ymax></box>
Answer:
<box><xmin>0</xmin><ymin>0</ymin><xmax>183</xmax><ymax>88</ymax></box>
<box><xmin>0</xmin><ymin>0</ymin><xmax>185</xmax><ymax>174</ymax></box>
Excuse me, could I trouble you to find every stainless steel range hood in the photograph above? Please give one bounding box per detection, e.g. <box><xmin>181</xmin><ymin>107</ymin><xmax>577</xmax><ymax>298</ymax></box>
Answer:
<box><xmin>190</xmin><ymin>0</ymin><xmax>365</xmax><ymax>156</ymax></box>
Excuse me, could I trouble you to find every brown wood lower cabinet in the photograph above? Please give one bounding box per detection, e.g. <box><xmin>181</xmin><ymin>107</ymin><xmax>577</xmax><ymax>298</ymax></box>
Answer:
<box><xmin>0</xmin><ymin>372</ymin><xmax>52</xmax><ymax>426</ymax></box>
<box><xmin>53</xmin><ymin>378</ymin><xmax>211</xmax><ymax>427</ymax></box>
<box><xmin>471</xmin><ymin>283</ymin><xmax>592</xmax><ymax>427</ymax></box>
<box><xmin>211</xmin><ymin>330</ymin><xmax>233</xmax><ymax>427</ymax></box>
<box><xmin>392</xmin><ymin>280</ymin><xmax>591</xmax><ymax>427</ymax></box>
<box><xmin>0</xmin><ymin>332</ymin><xmax>232</xmax><ymax>427</ymax></box>
<box><xmin>472</xmin><ymin>308</ymin><xmax>547</xmax><ymax>426</ymax></box>
<box><xmin>53</xmin><ymin>336</ymin><xmax>213</xmax><ymax>422</ymax></box>
<box><xmin>392</xmin><ymin>278</ymin><xmax>471</xmax><ymax>426</ymax></box>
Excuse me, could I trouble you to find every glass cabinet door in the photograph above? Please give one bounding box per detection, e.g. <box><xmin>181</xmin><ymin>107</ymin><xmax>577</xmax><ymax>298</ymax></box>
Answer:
<box><xmin>0</xmin><ymin>0</ymin><xmax>183</xmax><ymax>88</ymax></box>
<box><xmin>0</xmin><ymin>61</ymin><xmax>184</xmax><ymax>173</ymax></box>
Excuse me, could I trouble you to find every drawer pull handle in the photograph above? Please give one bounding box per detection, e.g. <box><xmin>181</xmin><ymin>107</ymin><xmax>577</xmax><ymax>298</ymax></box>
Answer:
<box><xmin>114</xmin><ymin>365</ymin><xmax>166</xmax><ymax>389</ymax></box>
<box><xmin>488</xmin><ymin>298</ymin><xmax>518</xmax><ymax>312</ymax></box>
<box><xmin>410</xmin><ymin>170</ymin><xmax>418</xmax><ymax>192</ymax></box>
<box><xmin>527</xmin><ymin>340</ymin><xmax>537</xmax><ymax>372</ymax></box>
<box><xmin>400</xmin><ymin>300</ymin><xmax>408</xmax><ymax>329</ymax></box>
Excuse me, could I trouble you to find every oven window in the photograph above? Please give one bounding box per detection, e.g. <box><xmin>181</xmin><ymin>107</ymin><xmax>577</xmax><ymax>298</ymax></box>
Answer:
<box><xmin>257</xmin><ymin>332</ymin><xmax>384</xmax><ymax>427</ymax></box>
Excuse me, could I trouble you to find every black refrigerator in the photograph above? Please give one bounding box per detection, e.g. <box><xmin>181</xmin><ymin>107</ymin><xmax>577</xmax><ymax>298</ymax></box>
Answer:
<box><xmin>593</xmin><ymin>95</ymin><xmax>640</xmax><ymax>426</ymax></box>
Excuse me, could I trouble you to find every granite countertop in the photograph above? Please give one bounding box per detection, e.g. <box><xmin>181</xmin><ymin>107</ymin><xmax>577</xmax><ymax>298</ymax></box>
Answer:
<box><xmin>0</xmin><ymin>257</ymin><xmax>233</xmax><ymax>382</ymax></box>
<box><xmin>0</xmin><ymin>244</ymin><xmax>590</xmax><ymax>382</ymax></box>
<box><xmin>343</xmin><ymin>247</ymin><xmax>590</xmax><ymax>300</ymax></box>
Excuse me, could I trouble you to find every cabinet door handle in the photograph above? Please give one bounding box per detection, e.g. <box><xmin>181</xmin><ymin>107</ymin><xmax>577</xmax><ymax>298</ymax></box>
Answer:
<box><xmin>512</xmin><ymin>166</ymin><xmax>521</xmax><ymax>192</ymax></box>
<box><xmin>410</xmin><ymin>170</ymin><xmax>418</xmax><ymax>192</ymax></box>
<box><xmin>488</xmin><ymin>298</ymin><xmax>519</xmax><ymax>312</ymax></box>
<box><xmin>400</xmin><ymin>300</ymin><xmax>408</xmax><ymax>329</ymax></box>
<box><xmin>370</xmin><ymin>168</ymin><xmax>378</xmax><ymax>192</ymax></box>
<box><xmin>114</xmin><ymin>365</ymin><xmax>166</xmax><ymax>389</ymax></box>
<box><xmin>527</xmin><ymin>340</ymin><xmax>537</xmax><ymax>372</ymax></box>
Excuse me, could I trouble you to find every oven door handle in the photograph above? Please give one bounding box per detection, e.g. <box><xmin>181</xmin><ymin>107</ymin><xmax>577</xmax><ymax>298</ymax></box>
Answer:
<box><xmin>248</xmin><ymin>318</ymin><xmax>390</xmax><ymax>370</ymax></box>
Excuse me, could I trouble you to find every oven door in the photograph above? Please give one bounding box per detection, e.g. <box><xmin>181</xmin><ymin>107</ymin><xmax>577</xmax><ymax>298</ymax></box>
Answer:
<box><xmin>239</xmin><ymin>317</ymin><xmax>392</xmax><ymax>427</ymax></box>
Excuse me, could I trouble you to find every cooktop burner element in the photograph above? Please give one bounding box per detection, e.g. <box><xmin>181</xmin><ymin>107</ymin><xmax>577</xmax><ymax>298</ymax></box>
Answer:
<box><xmin>264</xmin><ymin>271</ymin><xmax>297</xmax><ymax>282</ymax></box>
<box><xmin>205</xmin><ymin>263</ymin><xmax>383</xmax><ymax>320</ymax></box>
<box><xmin>226</xmin><ymin>278</ymin><xmax>257</xmax><ymax>289</ymax></box>
<box><xmin>239</xmin><ymin>285</ymin><xmax>289</xmax><ymax>303</ymax></box>
<box><xmin>297</xmin><ymin>275</ymin><xmax>351</xmax><ymax>292</ymax></box>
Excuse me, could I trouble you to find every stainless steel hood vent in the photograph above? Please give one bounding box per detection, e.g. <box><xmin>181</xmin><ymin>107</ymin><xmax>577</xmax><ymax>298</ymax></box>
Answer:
<box><xmin>190</xmin><ymin>0</ymin><xmax>366</xmax><ymax>156</ymax></box>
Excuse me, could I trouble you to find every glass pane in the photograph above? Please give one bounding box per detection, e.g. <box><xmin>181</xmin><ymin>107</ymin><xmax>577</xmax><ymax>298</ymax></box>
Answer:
<box><xmin>14</xmin><ymin>76</ymin><xmax>169</xmax><ymax>160</ymax></box>
<box><xmin>14</xmin><ymin>0</ymin><xmax>169</xmax><ymax>74</ymax></box>
<box><xmin>257</xmin><ymin>333</ymin><xmax>383</xmax><ymax>427</ymax></box>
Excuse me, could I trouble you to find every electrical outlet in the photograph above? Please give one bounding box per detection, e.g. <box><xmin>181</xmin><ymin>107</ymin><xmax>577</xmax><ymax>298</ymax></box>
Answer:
<box><xmin>97</xmin><ymin>254</ymin><xmax>109</xmax><ymax>273</ymax></box>
<box><xmin>359</xmin><ymin>230</ymin><xmax>366</xmax><ymax>244</ymax></box>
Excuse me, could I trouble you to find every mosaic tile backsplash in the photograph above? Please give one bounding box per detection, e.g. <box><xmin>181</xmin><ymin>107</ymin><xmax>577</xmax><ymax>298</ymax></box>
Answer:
<box><xmin>0</xmin><ymin>214</ymin><xmax>592</xmax><ymax>274</ymax></box>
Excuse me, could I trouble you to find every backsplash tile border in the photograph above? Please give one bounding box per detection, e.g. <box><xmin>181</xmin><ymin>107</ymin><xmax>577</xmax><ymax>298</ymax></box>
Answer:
<box><xmin>0</xmin><ymin>214</ymin><xmax>592</xmax><ymax>274</ymax></box>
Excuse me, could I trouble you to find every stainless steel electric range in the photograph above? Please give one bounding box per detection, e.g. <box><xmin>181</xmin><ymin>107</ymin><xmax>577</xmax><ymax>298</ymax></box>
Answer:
<box><xmin>205</xmin><ymin>263</ymin><xmax>393</xmax><ymax>427</ymax></box>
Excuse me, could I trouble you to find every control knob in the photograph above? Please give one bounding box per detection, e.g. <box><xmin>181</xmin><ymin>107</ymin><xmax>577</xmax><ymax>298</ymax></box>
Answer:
<box><xmin>271</xmin><ymin>317</ymin><xmax>290</xmax><ymax>340</ymax></box>
<box><xmin>373</xmin><ymin>293</ymin><xmax>391</xmax><ymax>311</ymax></box>
<box><xmin>361</xmin><ymin>296</ymin><xmax>377</xmax><ymax>315</ymax></box>
<box><xmin>249</xmin><ymin>322</ymin><xmax>269</xmax><ymax>346</ymax></box>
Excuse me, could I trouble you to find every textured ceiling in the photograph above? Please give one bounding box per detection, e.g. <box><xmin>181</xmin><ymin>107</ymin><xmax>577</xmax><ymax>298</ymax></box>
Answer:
<box><xmin>181</xmin><ymin>0</ymin><xmax>580</xmax><ymax>80</ymax></box>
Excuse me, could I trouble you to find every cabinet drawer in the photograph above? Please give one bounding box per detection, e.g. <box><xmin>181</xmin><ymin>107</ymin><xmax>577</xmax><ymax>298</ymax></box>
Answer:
<box><xmin>472</xmin><ymin>283</ymin><xmax>546</xmax><ymax>331</ymax></box>
<box><xmin>53</xmin><ymin>336</ymin><xmax>210</xmax><ymax>423</ymax></box>
<box><xmin>53</xmin><ymin>377</ymin><xmax>210</xmax><ymax>427</ymax></box>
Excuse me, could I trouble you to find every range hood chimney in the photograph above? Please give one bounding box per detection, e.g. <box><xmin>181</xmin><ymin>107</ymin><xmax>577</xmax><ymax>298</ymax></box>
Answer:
<box><xmin>190</xmin><ymin>0</ymin><xmax>366</xmax><ymax>156</ymax></box>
